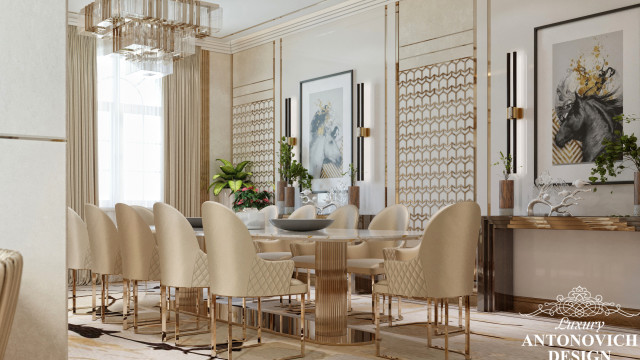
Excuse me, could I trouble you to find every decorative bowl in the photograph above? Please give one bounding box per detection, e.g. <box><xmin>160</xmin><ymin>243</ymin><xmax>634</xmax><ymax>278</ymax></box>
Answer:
<box><xmin>269</xmin><ymin>219</ymin><xmax>334</xmax><ymax>232</ymax></box>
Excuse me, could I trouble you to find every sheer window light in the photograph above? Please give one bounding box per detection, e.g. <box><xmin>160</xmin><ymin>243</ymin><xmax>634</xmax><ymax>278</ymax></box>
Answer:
<box><xmin>97</xmin><ymin>54</ymin><xmax>164</xmax><ymax>209</ymax></box>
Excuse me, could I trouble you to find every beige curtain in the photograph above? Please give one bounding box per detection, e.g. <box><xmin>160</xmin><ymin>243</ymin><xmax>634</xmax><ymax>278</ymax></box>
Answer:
<box><xmin>163</xmin><ymin>48</ymin><xmax>210</xmax><ymax>217</ymax></box>
<box><xmin>66</xmin><ymin>25</ymin><xmax>98</xmax><ymax>285</ymax></box>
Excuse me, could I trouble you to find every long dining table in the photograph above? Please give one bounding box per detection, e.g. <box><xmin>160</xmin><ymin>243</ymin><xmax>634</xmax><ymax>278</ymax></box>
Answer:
<box><xmin>193</xmin><ymin>227</ymin><xmax>423</xmax><ymax>345</ymax></box>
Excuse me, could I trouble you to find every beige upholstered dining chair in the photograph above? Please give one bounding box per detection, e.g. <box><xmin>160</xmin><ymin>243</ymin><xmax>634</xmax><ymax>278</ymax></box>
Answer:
<box><xmin>153</xmin><ymin>202</ymin><xmax>210</xmax><ymax>344</ymax></box>
<box><xmin>202</xmin><ymin>201</ymin><xmax>307</xmax><ymax>359</ymax></box>
<box><xmin>256</xmin><ymin>204</ymin><xmax>317</xmax><ymax>262</ymax></box>
<box><xmin>115</xmin><ymin>203</ymin><xmax>161</xmax><ymax>331</ymax></box>
<box><xmin>346</xmin><ymin>204</ymin><xmax>409</xmax><ymax>313</ymax></box>
<box><xmin>67</xmin><ymin>207</ymin><xmax>93</xmax><ymax>314</ymax></box>
<box><xmin>289</xmin><ymin>204</ymin><xmax>316</xmax><ymax>219</ymax></box>
<box><xmin>85</xmin><ymin>203</ymin><xmax>123</xmax><ymax>323</ymax></box>
<box><xmin>327</xmin><ymin>204</ymin><xmax>359</xmax><ymax>229</ymax></box>
<box><xmin>0</xmin><ymin>249</ymin><xmax>23</xmax><ymax>360</ymax></box>
<box><xmin>131</xmin><ymin>205</ymin><xmax>155</xmax><ymax>226</ymax></box>
<box><xmin>373</xmin><ymin>201</ymin><xmax>480</xmax><ymax>359</ymax></box>
<box><xmin>260</xmin><ymin>205</ymin><xmax>278</xmax><ymax>229</ymax></box>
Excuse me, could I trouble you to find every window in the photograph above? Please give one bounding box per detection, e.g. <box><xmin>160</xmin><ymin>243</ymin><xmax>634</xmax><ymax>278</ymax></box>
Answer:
<box><xmin>97</xmin><ymin>55</ymin><xmax>164</xmax><ymax>208</ymax></box>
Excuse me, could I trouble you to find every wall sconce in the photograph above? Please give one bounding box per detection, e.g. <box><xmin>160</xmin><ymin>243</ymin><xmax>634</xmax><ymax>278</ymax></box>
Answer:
<box><xmin>506</xmin><ymin>51</ymin><xmax>523</xmax><ymax>173</ymax></box>
<box><xmin>284</xmin><ymin>97</ymin><xmax>297</xmax><ymax>146</ymax></box>
<box><xmin>356</xmin><ymin>83</ymin><xmax>370</xmax><ymax>181</ymax></box>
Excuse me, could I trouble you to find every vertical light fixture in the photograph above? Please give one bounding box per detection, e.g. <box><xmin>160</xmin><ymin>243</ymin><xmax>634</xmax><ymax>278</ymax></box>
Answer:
<box><xmin>284</xmin><ymin>98</ymin><xmax>296</xmax><ymax>146</ymax></box>
<box><xmin>506</xmin><ymin>51</ymin><xmax>523</xmax><ymax>173</ymax></box>
<box><xmin>356</xmin><ymin>83</ymin><xmax>370</xmax><ymax>181</ymax></box>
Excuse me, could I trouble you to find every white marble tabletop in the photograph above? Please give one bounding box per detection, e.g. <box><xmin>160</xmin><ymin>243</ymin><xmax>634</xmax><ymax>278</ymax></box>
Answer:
<box><xmin>188</xmin><ymin>227</ymin><xmax>422</xmax><ymax>242</ymax></box>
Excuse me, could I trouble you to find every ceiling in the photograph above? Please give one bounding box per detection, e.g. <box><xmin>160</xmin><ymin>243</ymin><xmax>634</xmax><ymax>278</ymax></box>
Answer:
<box><xmin>68</xmin><ymin>0</ymin><xmax>348</xmax><ymax>40</ymax></box>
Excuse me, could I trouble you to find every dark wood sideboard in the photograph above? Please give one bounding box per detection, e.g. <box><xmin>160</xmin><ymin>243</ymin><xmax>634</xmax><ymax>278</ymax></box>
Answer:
<box><xmin>477</xmin><ymin>216</ymin><xmax>640</xmax><ymax>313</ymax></box>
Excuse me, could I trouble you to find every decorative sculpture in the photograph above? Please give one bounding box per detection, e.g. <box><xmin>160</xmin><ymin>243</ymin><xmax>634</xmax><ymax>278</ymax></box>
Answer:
<box><xmin>527</xmin><ymin>177</ymin><xmax>592</xmax><ymax>216</ymax></box>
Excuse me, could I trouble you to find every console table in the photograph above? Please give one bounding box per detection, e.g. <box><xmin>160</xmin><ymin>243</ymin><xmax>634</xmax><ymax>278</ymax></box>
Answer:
<box><xmin>476</xmin><ymin>216</ymin><xmax>640</xmax><ymax>312</ymax></box>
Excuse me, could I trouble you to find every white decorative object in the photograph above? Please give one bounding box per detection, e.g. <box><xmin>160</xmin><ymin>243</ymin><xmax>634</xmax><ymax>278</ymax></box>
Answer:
<box><xmin>527</xmin><ymin>175</ymin><xmax>592</xmax><ymax>216</ymax></box>
<box><xmin>235</xmin><ymin>209</ymin><xmax>265</xmax><ymax>230</ymax></box>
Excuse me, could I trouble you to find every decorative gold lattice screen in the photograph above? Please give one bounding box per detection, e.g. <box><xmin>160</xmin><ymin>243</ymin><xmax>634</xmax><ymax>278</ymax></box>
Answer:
<box><xmin>232</xmin><ymin>99</ymin><xmax>275</xmax><ymax>190</ymax></box>
<box><xmin>397</xmin><ymin>57</ymin><xmax>475</xmax><ymax>231</ymax></box>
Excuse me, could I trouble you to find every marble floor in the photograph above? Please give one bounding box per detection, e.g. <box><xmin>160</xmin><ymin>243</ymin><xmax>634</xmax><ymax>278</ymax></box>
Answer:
<box><xmin>68</xmin><ymin>281</ymin><xmax>640</xmax><ymax>359</ymax></box>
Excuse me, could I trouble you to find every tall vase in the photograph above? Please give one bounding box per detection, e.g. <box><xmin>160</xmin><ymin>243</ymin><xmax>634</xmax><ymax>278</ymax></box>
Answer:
<box><xmin>348</xmin><ymin>186</ymin><xmax>360</xmax><ymax>209</ymax></box>
<box><xmin>634</xmin><ymin>172</ymin><xmax>640</xmax><ymax>216</ymax></box>
<box><xmin>276</xmin><ymin>180</ymin><xmax>287</xmax><ymax>215</ymax></box>
<box><xmin>284</xmin><ymin>186</ymin><xmax>296</xmax><ymax>215</ymax></box>
<box><xmin>216</xmin><ymin>188</ymin><xmax>234</xmax><ymax>209</ymax></box>
<box><xmin>499</xmin><ymin>180</ymin><xmax>514</xmax><ymax>216</ymax></box>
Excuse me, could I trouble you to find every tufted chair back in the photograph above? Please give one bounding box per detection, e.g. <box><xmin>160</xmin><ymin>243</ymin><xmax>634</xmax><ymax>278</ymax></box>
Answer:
<box><xmin>327</xmin><ymin>205</ymin><xmax>359</xmax><ymax>229</ymax></box>
<box><xmin>419</xmin><ymin>201</ymin><xmax>480</xmax><ymax>298</ymax></box>
<box><xmin>289</xmin><ymin>205</ymin><xmax>316</xmax><ymax>219</ymax></box>
<box><xmin>116</xmin><ymin>203</ymin><xmax>160</xmax><ymax>281</ymax></box>
<box><xmin>0</xmin><ymin>249</ymin><xmax>22</xmax><ymax>360</ymax></box>
<box><xmin>154</xmin><ymin>202</ymin><xmax>208</xmax><ymax>288</ymax></box>
<box><xmin>260</xmin><ymin>205</ymin><xmax>278</xmax><ymax>231</ymax></box>
<box><xmin>364</xmin><ymin>204</ymin><xmax>410</xmax><ymax>258</ymax></box>
<box><xmin>131</xmin><ymin>205</ymin><xmax>154</xmax><ymax>226</ymax></box>
<box><xmin>85</xmin><ymin>204</ymin><xmax>122</xmax><ymax>275</ymax></box>
<box><xmin>67</xmin><ymin>207</ymin><xmax>92</xmax><ymax>271</ymax></box>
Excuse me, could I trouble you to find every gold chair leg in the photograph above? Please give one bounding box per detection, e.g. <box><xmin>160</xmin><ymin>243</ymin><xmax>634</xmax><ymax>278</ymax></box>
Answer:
<box><xmin>123</xmin><ymin>279</ymin><xmax>129</xmax><ymax>330</ymax></box>
<box><xmin>228</xmin><ymin>296</ymin><xmax>233</xmax><ymax>360</ymax></box>
<box><xmin>398</xmin><ymin>297</ymin><xmax>402</xmax><ymax>319</ymax></box>
<box><xmin>91</xmin><ymin>272</ymin><xmax>97</xmax><ymax>321</ymax></box>
<box><xmin>370</xmin><ymin>275</ymin><xmax>375</xmax><ymax>315</ymax></box>
<box><xmin>374</xmin><ymin>292</ymin><xmax>380</xmax><ymax>356</ymax></box>
<box><xmin>465</xmin><ymin>295</ymin><xmax>471</xmax><ymax>359</ymax></box>
<box><xmin>161</xmin><ymin>286</ymin><xmax>167</xmax><ymax>342</ymax></box>
<box><xmin>72</xmin><ymin>270</ymin><xmax>77</xmax><ymax>314</ymax></box>
<box><xmin>242</xmin><ymin>297</ymin><xmax>247</xmax><ymax>341</ymax></box>
<box><xmin>211</xmin><ymin>292</ymin><xmax>217</xmax><ymax>357</ymax></box>
<box><xmin>257</xmin><ymin>297</ymin><xmax>262</xmax><ymax>343</ymax></box>
<box><xmin>347</xmin><ymin>273</ymin><xmax>352</xmax><ymax>312</ymax></box>
<box><xmin>388</xmin><ymin>295</ymin><xmax>392</xmax><ymax>326</ymax></box>
<box><xmin>300</xmin><ymin>293</ymin><xmax>305</xmax><ymax>356</ymax></box>
<box><xmin>445</xmin><ymin>299</ymin><xmax>449</xmax><ymax>360</ymax></box>
<box><xmin>196</xmin><ymin>288</ymin><xmax>201</xmax><ymax>328</ymax></box>
<box><xmin>207</xmin><ymin>288</ymin><xmax>211</xmax><ymax>330</ymax></box>
<box><xmin>101</xmin><ymin>274</ymin><xmax>106</xmax><ymax>322</ymax></box>
<box><xmin>427</xmin><ymin>300</ymin><xmax>433</xmax><ymax>347</ymax></box>
<box><xmin>434</xmin><ymin>298</ymin><xmax>439</xmax><ymax>326</ymax></box>
<box><xmin>459</xmin><ymin>296</ymin><xmax>463</xmax><ymax>328</ymax></box>
<box><xmin>133</xmin><ymin>280</ymin><xmax>139</xmax><ymax>332</ymax></box>
<box><xmin>306</xmin><ymin>269</ymin><xmax>311</xmax><ymax>302</ymax></box>
<box><xmin>175</xmin><ymin>287</ymin><xmax>180</xmax><ymax>344</ymax></box>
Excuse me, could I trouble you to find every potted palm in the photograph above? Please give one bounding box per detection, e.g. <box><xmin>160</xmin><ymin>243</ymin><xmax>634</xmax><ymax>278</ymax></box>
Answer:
<box><xmin>589</xmin><ymin>115</ymin><xmax>640</xmax><ymax>215</ymax></box>
<box><xmin>347</xmin><ymin>164</ymin><xmax>359</xmax><ymax>208</ymax></box>
<box><xmin>277</xmin><ymin>137</ymin><xmax>292</xmax><ymax>215</ymax></box>
<box><xmin>493</xmin><ymin>151</ymin><xmax>514</xmax><ymax>215</ymax></box>
<box><xmin>208</xmin><ymin>159</ymin><xmax>252</xmax><ymax>208</ymax></box>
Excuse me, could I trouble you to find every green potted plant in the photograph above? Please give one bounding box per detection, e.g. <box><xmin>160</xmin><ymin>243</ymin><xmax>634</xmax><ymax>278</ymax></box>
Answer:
<box><xmin>208</xmin><ymin>159</ymin><xmax>252</xmax><ymax>208</ymax></box>
<box><xmin>278</xmin><ymin>137</ymin><xmax>313</xmax><ymax>214</ymax></box>
<box><xmin>493</xmin><ymin>151</ymin><xmax>514</xmax><ymax>215</ymax></box>
<box><xmin>589</xmin><ymin>115</ymin><xmax>640</xmax><ymax>215</ymax></box>
<box><xmin>347</xmin><ymin>164</ymin><xmax>359</xmax><ymax>208</ymax></box>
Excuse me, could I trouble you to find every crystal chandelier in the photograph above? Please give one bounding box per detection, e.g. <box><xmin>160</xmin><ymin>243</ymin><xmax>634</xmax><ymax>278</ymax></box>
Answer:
<box><xmin>81</xmin><ymin>0</ymin><xmax>222</xmax><ymax>77</ymax></box>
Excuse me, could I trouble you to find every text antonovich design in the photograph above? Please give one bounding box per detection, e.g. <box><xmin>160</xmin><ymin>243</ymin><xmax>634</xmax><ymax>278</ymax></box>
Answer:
<box><xmin>397</xmin><ymin>57</ymin><xmax>475</xmax><ymax>231</ymax></box>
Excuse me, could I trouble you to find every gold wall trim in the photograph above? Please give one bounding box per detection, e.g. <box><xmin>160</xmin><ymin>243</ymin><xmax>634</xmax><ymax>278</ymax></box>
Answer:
<box><xmin>200</xmin><ymin>50</ymin><xmax>211</xmax><ymax>205</ymax></box>
<box><xmin>232</xmin><ymin>89</ymin><xmax>274</xmax><ymax>99</ymax></box>
<box><xmin>486</xmin><ymin>0</ymin><xmax>492</xmax><ymax>215</ymax></box>
<box><xmin>233</xmin><ymin>78</ymin><xmax>275</xmax><ymax>89</ymax></box>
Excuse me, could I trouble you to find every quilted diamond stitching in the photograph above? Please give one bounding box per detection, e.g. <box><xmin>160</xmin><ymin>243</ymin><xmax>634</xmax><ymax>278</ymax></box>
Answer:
<box><xmin>148</xmin><ymin>245</ymin><xmax>161</xmax><ymax>281</ymax></box>
<box><xmin>82</xmin><ymin>247</ymin><xmax>93</xmax><ymax>270</ymax></box>
<box><xmin>385</xmin><ymin>256</ymin><xmax>427</xmax><ymax>298</ymax></box>
<box><xmin>191</xmin><ymin>250</ymin><xmax>209</xmax><ymax>287</ymax></box>
<box><xmin>246</xmin><ymin>257</ymin><xmax>294</xmax><ymax>296</ymax></box>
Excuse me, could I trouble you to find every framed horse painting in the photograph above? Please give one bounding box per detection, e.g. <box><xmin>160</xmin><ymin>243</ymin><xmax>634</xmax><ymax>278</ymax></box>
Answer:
<box><xmin>299</xmin><ymin>70</ymin><xmax>353</xmax><ymax>192</ymax></box>
<box><xmin>534</xmin><ymin>4</ymin><xmax>640</xmax><ymax>184</ymax></box>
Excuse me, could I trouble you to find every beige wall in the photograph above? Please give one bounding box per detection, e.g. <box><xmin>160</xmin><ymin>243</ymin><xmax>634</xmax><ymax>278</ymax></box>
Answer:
<box><xmin>0</xmin><ymin>0</ymin><xmax>67</xmax><ymax>359</ymax></box>
<box><xmin>210</xmin><ymin>52</ymin><xmax>233</xmax><ymax>187</ymax></box>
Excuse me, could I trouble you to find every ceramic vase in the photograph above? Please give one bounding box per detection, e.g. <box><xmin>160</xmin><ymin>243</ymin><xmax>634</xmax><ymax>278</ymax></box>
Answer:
<box><xmin>348</xmin><ymin>186</ymin><xmax>360</xmax><ymax>209</ymax></box>
<box><xmin>276</xmin><ymin>180</ymin><xmax>287</xmax><ymax>215</ymax></box>
<box><xmin>284</xmin><ymin>186</ymin><xmax>296</xmax><ymax>215</ymax></box>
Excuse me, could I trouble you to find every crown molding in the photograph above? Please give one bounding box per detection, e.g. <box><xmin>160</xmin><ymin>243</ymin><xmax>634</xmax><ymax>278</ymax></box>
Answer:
<box><xmin>67</xmin><ymin>0</ymin><xmax>394</xmax><ymax>55</ymax></box>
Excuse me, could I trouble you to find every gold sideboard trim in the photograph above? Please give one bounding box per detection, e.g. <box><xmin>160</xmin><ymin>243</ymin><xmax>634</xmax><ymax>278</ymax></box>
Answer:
<box><xmin>507</xmin><ymin>216</ymin><xmax>638</xmax><ymax>231</ymax></box>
